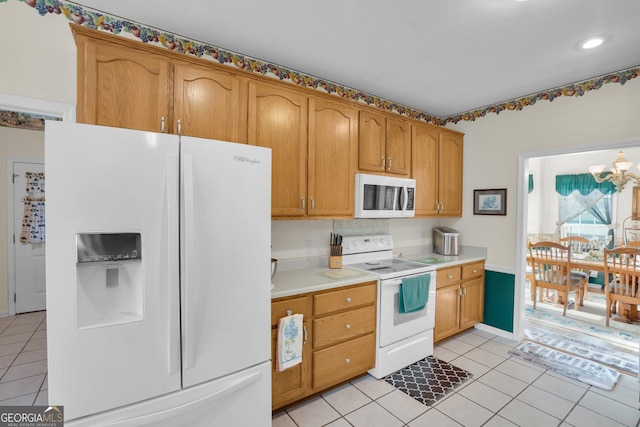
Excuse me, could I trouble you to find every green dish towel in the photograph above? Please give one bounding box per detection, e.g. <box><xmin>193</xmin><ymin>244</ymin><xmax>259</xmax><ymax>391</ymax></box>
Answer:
<box><xmin>399</xmin><ymin>274</ymin><xmax>431</xmax><ymax>313</ymax></box>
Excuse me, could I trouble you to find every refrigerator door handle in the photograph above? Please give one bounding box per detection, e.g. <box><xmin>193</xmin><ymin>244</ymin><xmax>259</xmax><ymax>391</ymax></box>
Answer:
<box><xmin>183</xmin><ymin>154</ymin><xmax>196</xmax><ymax>370</ymax></box>
<box><xmin>108</xmin><ymin>370</ymin><xmax>263</xmax><ymax>426</ymax></box>
<box><xmin>167</xmin><ymin>155</ymin><xmax>180</xmax><ymax>375</ymax></box>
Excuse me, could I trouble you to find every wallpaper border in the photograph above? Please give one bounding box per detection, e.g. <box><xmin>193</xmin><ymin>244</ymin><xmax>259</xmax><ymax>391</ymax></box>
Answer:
<box><xmin>7</xmin><ymin>0</ymin><xmax>640</xmax><ymax>127</ymax></box>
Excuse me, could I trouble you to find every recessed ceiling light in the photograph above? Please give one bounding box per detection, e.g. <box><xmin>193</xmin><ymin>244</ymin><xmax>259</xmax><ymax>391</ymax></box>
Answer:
<box><xmin>581</xmin><ymin>37</ymin><xmax>605</xmax><ymax>49</ymax></box>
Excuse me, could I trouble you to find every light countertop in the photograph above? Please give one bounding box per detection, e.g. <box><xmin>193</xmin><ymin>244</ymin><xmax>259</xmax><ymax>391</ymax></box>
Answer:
<box><xmin>271</xmin><ymin>266</ymin><xmax>378</xmax><ymax>299</ymax></box>
<box><xmin>271</xmin><ymin>245</ymin><xmax>487</xmax><ymax>299</ymax></box>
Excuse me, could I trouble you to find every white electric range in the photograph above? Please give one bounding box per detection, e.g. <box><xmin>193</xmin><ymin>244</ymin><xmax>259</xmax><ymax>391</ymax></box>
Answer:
<box><xmin>342</xmin><ymin>235</ymin><xmax>436</xmax><ymax>378</ymax></box>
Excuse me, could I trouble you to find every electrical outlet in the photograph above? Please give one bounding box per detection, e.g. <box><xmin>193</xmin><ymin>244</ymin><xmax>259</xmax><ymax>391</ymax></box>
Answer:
<box><xmin>305</xmin><ymin>239</ymin><xmax>312</xmax><ymax>254</ymax></box>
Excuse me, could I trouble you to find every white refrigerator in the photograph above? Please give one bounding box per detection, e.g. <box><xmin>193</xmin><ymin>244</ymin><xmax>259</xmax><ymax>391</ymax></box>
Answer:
<box><xmin>45</xmin><ymin>121</ymin><xmax>272</xmax><ymax>426</ymax></box>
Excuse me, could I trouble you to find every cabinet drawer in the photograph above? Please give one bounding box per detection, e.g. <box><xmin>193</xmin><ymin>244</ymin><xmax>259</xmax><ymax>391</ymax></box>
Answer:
<box><xmin>462</xmin><ymin>262</ymin><xmax>484</xmax><ymax>279</ymax></box>
<box><xmin>314</xmin><ymin>282</ymin><xmax>376</xmax><ymax>316</ymax></box>
<box><xmin>313</xmin><ymin>305</ymin><xmax>376</xmax><ymax>348</ymax></box>
<box><xmin>271</xmin><ymin>296</ymin><xmax>311</xmax><ymax>328</ymax></box>
<box><xmin>437</xmin><ymin>266</ymin><xmax>461</xmax><ymax>286</ymax></box>
<box><xmin>312</xmin><ymin>333</ymin><xmax>375</xmax><ymax>391</ymax></box>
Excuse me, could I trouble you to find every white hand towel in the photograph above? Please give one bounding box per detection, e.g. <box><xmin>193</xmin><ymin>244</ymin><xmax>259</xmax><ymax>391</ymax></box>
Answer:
<box><xmin>277</xmin><ymin>313</ymin><xmax>303</xmax><ymax>372</ymax></box>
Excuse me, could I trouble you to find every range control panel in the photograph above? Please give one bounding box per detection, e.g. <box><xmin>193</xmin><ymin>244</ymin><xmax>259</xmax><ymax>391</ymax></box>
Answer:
<box><xmin>341</xmin><ymin>234</ymin><xmax>393</xmax><ymax>255</ymax></box>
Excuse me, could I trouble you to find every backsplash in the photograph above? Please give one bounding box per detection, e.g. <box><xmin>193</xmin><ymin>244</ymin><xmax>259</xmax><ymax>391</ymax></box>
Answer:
<box><xmin>333</xmin><ymin>219</ymin><xmax>390</xmax><ymax>236</ymax></box>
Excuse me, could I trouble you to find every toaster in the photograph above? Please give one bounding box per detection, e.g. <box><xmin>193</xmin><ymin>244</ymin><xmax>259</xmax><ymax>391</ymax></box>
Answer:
<box><xmin>433</xmin><ymin>227</ymin><xmax>460</xmax><ymax>256</ymax></box>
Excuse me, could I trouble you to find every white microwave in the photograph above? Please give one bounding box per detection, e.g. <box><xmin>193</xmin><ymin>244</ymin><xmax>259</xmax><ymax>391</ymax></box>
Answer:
<box><xmin>355</xmin><ymin>174</ymin><xmax>416</xmax><ymax>218</ymax></box>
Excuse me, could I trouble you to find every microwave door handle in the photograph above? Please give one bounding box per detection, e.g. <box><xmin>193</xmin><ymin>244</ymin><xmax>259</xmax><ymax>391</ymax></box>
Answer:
<box><xmin>401</xmin><ymin>186</ymin><xmax>408</xmax><ymax>211</ymax></box>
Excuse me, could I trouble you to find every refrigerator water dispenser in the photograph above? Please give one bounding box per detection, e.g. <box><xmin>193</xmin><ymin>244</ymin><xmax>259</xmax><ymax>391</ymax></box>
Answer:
<box><xmin>75</xmin><ymin>233</ymin><xmax>143</xmax><ymax>329</ymax></box>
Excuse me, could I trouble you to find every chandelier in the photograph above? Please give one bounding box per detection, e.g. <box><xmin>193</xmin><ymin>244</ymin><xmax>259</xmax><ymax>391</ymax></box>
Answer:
<box><xmin>589</xmin><ymin>151</ymin><xmax>640</xmax><ymax>192</ymax></box>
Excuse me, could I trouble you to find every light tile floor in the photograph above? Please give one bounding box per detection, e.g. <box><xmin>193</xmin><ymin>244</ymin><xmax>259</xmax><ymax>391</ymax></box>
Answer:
<box><xmin>0</xmin><ymin>311</ymin><xmax>47</xmax><ymax>405</ymax></box>
<box><xmin>273</xmin><ymin>328</ymin><xmax>640</xmax><ymax>427</ymax></box>
<box><xmin>1</xmin><ymin>311</ymin><xmax>638</xmax><ymax>426</ymax></box>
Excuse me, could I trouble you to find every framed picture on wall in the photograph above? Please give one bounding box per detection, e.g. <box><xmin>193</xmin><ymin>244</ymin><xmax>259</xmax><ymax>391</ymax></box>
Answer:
<box><xmin>474</xmin><ymin>189</ymin><xmax>507</xmax><ymax>215</ymax></box>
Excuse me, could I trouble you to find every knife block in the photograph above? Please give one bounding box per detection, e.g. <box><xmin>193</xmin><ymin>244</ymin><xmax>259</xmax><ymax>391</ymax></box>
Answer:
<box><xmin>329</xmin><ymin>256</ymin><xmax>342</xmax><ymax>269</ymax></box>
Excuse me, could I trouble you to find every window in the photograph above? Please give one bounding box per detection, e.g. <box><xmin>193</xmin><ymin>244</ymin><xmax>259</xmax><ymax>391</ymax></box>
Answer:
<box><xmin>560</xmin><ymin>194</ymin><xmax>613</xmax><ymax>245</ymax></box>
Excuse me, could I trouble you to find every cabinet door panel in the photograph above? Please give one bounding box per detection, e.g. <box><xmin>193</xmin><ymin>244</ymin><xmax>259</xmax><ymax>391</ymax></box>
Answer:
<box><xmin>438</xmin><ymin>132</ymin><xmax>463</xmax><ymax>216</ymax></box>
<box><xmin>460</xmin><ymin>277</ymin><xmax>484</xmax><ymax>330</ymax></box>
<box><xmin>412</xmin><ymin>124</ymin><xmax>439</xmax><ymax>216</ymax></box>
<box><xmin>358</xmin><ymin>111</ymin><xmax>386</xmax><ymax>172</ymax></box>
<box><xmin>174</xmin><ymin>64</ymin><xmax>247</xmax><ymax>142</ymax></box>
<box><xmin>271</xmin><ymin>321</ymin><xmax>312</xmax><ymax>410</ymax></box>
<box><xmin>308</xmin><ymin>98</ymin><xmax>357</xmax><ymax>217</ymax></box>
<box><xmin>79</xmin><ymin>41</ymin><xmax>170</xmax><ymax>132</ymax></box>
<box><xmin>248</xmin><ymin>82</ymin><xmax>307</xmax><ymax>216</ymax></box>
<box><xmin>385</xmin><ymin>118</ymin><xmax>411</xmax><ymax>175</ymax></box>
<box><xmin>434</xmin><ymin>285</ymin><xmax>461</xmax><ymax>342</ymax></box>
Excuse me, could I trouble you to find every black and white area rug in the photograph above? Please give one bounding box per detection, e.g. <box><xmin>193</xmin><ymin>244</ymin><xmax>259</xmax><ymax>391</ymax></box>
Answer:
<box><xmin>384</xmin><ymin>356</ymin><xmax>473</xmax><ymax>406</ymax></box>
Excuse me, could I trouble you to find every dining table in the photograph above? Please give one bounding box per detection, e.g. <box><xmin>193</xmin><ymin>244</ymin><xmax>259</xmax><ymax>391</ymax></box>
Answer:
<box><xmin>527</xmin><ymin>250</ymin><xmax>639</xmax><ymax>323</ymax></box>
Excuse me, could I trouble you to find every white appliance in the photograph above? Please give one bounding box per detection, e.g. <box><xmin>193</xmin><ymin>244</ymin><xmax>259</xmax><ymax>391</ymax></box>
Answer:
<box><xmin>45</xmin><ymin>121</ymin><xmax>272</xmax><ymax>426</ymax></box>
<box><xmin>342</xmin><ymin>235</ymin><xmax>436</xmax><ymax>378</ymax></box>
<box><xmin>354</xmin><ymin>173</ymin><xmax>416</xmax><ymax>218</ymax></box>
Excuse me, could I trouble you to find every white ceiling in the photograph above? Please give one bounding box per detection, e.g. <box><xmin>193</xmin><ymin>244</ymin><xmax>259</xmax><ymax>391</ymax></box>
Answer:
<box><xmin>70</xmin><ymin>0</ymin><xmax>640</xmax><ymax>118</ymax></box>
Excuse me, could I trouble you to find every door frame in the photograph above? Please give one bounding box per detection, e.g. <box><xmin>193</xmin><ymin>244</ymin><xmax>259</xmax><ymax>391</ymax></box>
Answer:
<box><xmin>514</xmin><ymin>137</ymin><xmax>640</xmax><ymax>342</ymax></box>
<box><xmin>1</xmin><ymin>93</ymin><xmax>75</xmax><ymax>316</ymax></box>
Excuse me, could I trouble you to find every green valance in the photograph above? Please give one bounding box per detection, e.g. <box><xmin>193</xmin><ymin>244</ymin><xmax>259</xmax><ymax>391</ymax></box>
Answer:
<box><xmin>555</xmin><ymin>173</ymin><xmax>616</xmax><ymax>196</ymax></box>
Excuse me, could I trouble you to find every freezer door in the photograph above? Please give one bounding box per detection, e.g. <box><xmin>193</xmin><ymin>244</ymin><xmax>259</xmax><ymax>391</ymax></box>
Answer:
<box><xmin>180</xmin><ymin>136</ymin><xmax>271</xmax><ymax>387</ymax></box>
<box><xmin>45</xmin><ymin>122</ymin><xmax>182</xmax><ymax>420</ymax></box>
<box><xmin>63</xmin><ymin>362</ymin><xmax>271</xmax><ymax>427</ymax></box>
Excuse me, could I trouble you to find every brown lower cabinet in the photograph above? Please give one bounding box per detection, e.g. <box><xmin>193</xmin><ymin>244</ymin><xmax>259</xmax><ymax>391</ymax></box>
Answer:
<box><xmin>434</xmin><ymin>261</ymin><xmax>485</xmax><ymax>342</ymax></box>
<box><xmin>271</xmin><ymin>281</ymin><xmax>377</xmax><ymax>411</ymax></box>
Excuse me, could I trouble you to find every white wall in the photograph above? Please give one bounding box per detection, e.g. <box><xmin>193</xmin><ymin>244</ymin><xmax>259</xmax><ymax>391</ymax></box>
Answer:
<box><xmin>0</xmin><ymin>1</ymin><xmax>76</xmax><ymax>104</ymax></box>
<box><xmin>449</xmin><ymin>80</ymin><xmax>640</xmax><ymax>270</ymax></box>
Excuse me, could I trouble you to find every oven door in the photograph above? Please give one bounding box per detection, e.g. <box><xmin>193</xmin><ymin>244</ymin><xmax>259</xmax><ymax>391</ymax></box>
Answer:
<box><xmin>378</xmin><ymin>271</ymin><xmax>436</xmax><ymax>347</ymax></box>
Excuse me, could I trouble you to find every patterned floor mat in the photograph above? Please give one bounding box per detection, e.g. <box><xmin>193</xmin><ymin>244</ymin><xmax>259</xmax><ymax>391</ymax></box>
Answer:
<box><xmin>509</xmin><ymin>341</ymin><xmax>621</xmax><ymax>390</ymax></box>
<box><xmin>524</xmin><ymin>325</ymin><xmax>638</xmax><ymax>376</ymax></box>
<box><xmin>384</xmin><ymin>356</ymin><xmax>473</xmax><ymax>406</ymax></box>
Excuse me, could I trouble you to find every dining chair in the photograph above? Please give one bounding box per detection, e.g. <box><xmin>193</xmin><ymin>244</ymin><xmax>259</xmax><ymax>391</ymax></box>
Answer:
<box><xmin>603</xmin><ymin>246</ymin><xmax>640</xmax><ymax>326</ymax></box>
<box><xmin>528</xmin><ymin>241</ymin><xmax>585</xmax><ymax>316</ymax></box>
<box><xmin>559</xmin><ymin>236</ymin><xmax>591</xmax><ymax>300</ymax></box>
<box><xmin>625</xmin><ymin>240</ymin><xmax>640</xmax><ymax>248</ymax></box>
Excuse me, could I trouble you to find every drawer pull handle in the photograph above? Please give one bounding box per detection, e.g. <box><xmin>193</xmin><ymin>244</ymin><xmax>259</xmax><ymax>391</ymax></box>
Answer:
<box><xmin>345</xmin><ymin>358</ymin><xmax>351</xmax><ymax>364</ymax></box>
<box><xmin>345</xmin><ymin>324</ymin><xmax>351</xmax><ymax>330</ymax></box>
<box><xmin>447</xmin><ymin>274</ymin><xmax>453</xmax><ymax>279</ymax></box>
<box><xmin>346</xmin><ymin>297</ymin><xmax>352</xmax><ymax>303</ymax></box>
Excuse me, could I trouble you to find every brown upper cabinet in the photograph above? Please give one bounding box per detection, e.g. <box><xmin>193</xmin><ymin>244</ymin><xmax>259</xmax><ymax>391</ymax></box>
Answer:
<box><xmin>74</xmin><ymin>25</ymin><xmax>247</xmax><ymax>143</ymax></box>
<box><xmin>247</xmin><ymin>82</ymin><xmax>356</xmax><ymax>218</ymax></box>
<box><xmin>358</xmin><ymin>111</ymin><xmax>411</xmax><ymax>175</ymax></box>
<box><xmin>248</xmin><ymin>81</ymin><xmax>308</xmax><ymax>217</ymax></box>
<box><xmin>412</xmin><ymin>124</ymin><xmax>463</xmax><ymax>217</ymax></box>
<box><xmin>73</xmin><ymin>25</ymin><xmax>463</xmax><ymax>219</ymax></box>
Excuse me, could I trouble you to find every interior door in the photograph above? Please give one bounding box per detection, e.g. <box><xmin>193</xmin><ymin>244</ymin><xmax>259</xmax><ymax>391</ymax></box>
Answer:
<box><xmin>180</xmin><ymin>135</ymin><xmax>271</xmax><ymax>388</ymax></box>
<box><xmin>12</xmin><ymin>161</ymin><xmax>46</xmax><ymax>313</ymax></box>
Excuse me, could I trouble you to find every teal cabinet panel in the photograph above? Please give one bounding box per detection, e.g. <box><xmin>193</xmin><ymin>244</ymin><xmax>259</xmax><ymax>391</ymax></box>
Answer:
<box><xmin>483</xmin><ymin>270</ymin><xmax>514</xmax><ymax>333</ymax></box>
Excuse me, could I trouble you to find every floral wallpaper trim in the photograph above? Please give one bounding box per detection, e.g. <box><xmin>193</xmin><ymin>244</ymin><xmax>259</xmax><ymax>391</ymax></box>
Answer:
<box><xmin>13</xmin><ymin>0</ymin><xmax>640</xmax><ymax>126</ymax></box>
<box><xmin>0</xmin><ymin>109</ymin><xmax>61</xmax><ymax>131</ymax></box>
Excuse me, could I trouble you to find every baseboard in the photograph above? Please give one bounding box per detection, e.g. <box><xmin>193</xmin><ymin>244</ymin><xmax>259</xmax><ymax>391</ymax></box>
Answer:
<box><xmin>0</xmin><ymin>311</ymin><xmax>10</xmax><ymax>318</ymax></box>
<box><xmin>475</xmin><ymin>323</ymin><xmax>515</xmax><ymax>341</ymax></box>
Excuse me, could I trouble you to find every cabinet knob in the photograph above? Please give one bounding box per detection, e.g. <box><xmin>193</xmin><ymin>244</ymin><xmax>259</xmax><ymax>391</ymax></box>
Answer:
<box><xmin>345</xmin><ymin>358</ymin><xmax>351</xmax><ymax>364</ymax></box>
<box><xmin>301</xmin><ymin>196</ymin><xmax>305</xmax><ymax>211</ymax></box>
<box><xmin>472</xmin><ymin>269</ymin><xmax>477</xmax><ymax>273</ymax></box>
<box><xmin>447</xmin><ymin>274</ymin><xmax>453</xmax><ymax>279</ymax></box>
<box><xmin>346</xmin><ymin>297</ymin><xmax>352</xmax><ymax>303</ymax></box>
<box><xmin>345</xmin><ymin>324</ymin><xmax>351</xmax><ymax>330</ymax></box>
<box><xmin>310</xmin><ymin>197</ymin><xmax>315</xmax><ymax>210</ymax></box>
<box><xmin>381</xmin><ymin>157</ymin><xmax>386</xmax><ymax>170</ymax></box>
<box><xmin>161</xmin><ymin>116</ymin><xmax>165</xmax><ymax>133</ymax></box>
